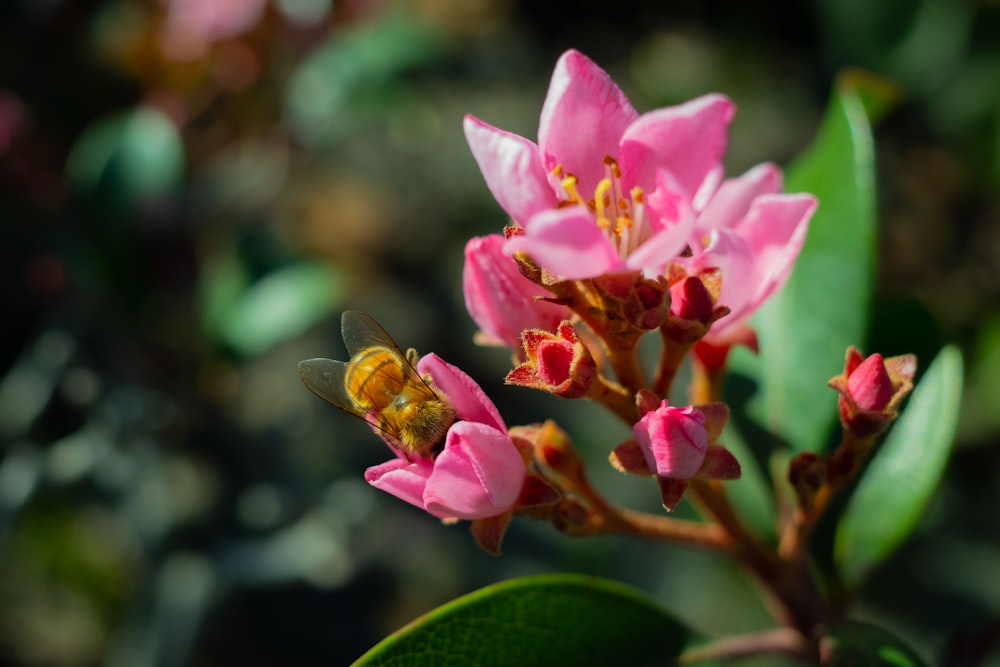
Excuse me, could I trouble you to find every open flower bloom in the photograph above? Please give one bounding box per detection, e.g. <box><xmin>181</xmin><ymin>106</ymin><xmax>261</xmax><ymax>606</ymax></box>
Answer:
<box><xmin>464</xmin><ymin>49</ymin><xmax>733</xmax><ymax>280</ymax></box>
<box><xmin>684</xmin><ymin>163</ymin><xmax>816</xmax><ymax>345</ymax></box>
<box><xmin>463</xmin><ymin>234</ymin><xmax>570</xmax><ymax>347</ymax></box>
<box><xmin>364</xmin><ymin>354</ymin><xmax>527</xmax><ymax>520</ymax></box>
<box><xmin>466</xmin><ymin>49</ymin><xmax>816</xmax><ymax>348</ymax></box>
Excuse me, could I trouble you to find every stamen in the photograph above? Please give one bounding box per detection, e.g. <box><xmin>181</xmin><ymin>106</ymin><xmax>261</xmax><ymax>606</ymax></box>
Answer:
<box><xmin>593</xmin><ymin>178</ymin><xmax>612</xmax><ymax>228</ymax></box>
<box><xmin>561</xmin><ymin>175</ymin><xmax>581</xmax><ymax>204</ymax></box>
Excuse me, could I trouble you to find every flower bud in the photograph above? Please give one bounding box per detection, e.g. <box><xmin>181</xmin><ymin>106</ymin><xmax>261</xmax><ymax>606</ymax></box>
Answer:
<box><xmin>506</xmin><ymin>321</ymin><xmax>596</xmax><ymax>398</ymax></box>
<box><xmin>633</xmin><ymin>402</ymin><xmax>710</xmax><ymax>479</ymax></box>
<box><xmin>631</xmin><ymin>400</ymin><xmax>738</xmax><ymax>510</ymax></box>
<box><xmin>829</xmin><ymin>347</ymin><xmax>917</xmax><ymax>440</ymax></box>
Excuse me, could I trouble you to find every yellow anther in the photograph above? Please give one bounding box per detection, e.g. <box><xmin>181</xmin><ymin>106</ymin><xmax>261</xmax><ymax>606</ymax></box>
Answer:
<box><xmin>560</xmin><ymin>175</ymin><xmax>581</xmax><ymax>203</ymax></box>
<box><xmin>631</xmin><ymin>187</ymin><xmax>644</xmax><ymax>204</ymax></box>
<box><xmin>593</xmin><ymin>178</ymin><xmax>612</xmax><ymax>220</ymax></box>
<box><xmin>551</xmin><ymin>165</ymin><xmax>564</xmax><ymax>178</ymax></box>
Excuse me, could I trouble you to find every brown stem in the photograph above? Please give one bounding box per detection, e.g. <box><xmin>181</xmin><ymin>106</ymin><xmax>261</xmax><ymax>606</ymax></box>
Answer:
<box><xmin>652</xmin><ymin>332</ymin><xmax>693</xmax><ymax>398</ymax></box>
<box><xmin>586</xmin><ymin>375</ymin><xmax>637</xmax><ymax>425</ymax></box>
<box><xmin>690</xmin><ymin>480</ymin><xmax>828</xmax><ymax>635</ymax></box>
<box><xmin>590</xmin><ymin>501</ymin><xmax>730</xmax><ymax>551</ymax></box>
<box><xmin>679</xmin><ymin>627</ymin><xmax>816</xmax><ymax>665</ymax></box>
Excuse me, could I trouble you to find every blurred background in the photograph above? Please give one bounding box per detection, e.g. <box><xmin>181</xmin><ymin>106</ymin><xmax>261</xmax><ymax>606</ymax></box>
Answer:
<box><xmin>2</xmin><ymin>0</ymin><xmax>1000</xmax><ymax>665</ymax></box>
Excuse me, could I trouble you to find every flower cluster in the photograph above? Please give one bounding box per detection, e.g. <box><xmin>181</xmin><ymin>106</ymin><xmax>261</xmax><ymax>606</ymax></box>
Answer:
<box><xmin>300</xmin><ymin>49</ymin><xmax>915</xmax><ymax>556</ymax></box>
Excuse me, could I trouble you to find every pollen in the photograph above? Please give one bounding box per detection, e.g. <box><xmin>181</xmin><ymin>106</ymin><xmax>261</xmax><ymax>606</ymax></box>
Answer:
<box><xmin>593</xmin><ymin>157</ymin><xmax>648</xmax><ymax>259</ymax></box>
<box><xmin>550</xmin><ymin>158</ymin><xmax>651</xmax><ymax>260</ymax></box>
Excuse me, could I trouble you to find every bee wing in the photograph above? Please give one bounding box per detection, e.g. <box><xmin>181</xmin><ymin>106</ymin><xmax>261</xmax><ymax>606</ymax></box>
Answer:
<box><xmin>297</xmin><ymin>358</ymin><xmax>363</xmax><ymax>417</ymax></box>
<box><xmin>341</xmin><ymin>310</ymin><xmax>400</xmax><ymax>358</ymax></box>
<box><xmin>340</xmin><ymin>310</ymin><xmax>438</xmax><ymax>397</ymax></box>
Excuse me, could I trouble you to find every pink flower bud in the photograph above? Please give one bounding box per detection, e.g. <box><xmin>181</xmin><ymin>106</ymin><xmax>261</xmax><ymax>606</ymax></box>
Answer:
<box><xmin>829</xmin><ymin>346</ymin><xmax>917</xmax><ymax>440</ymax></box>
<box><xmin>506</xmin><ymin>321</ymin><xmax>596</xmax><ymax>398</ymax></box>
<box><xmin>463</xmin><ymin>234</ymin><xmax>569</xmax><ymax>348</ymax></box>
<box><xmin>846</xmin><ymin>353</ymin><xmax>893</xmax><ymax>411</ymax></box>
<box><xmin>633</xmin><ymin>402</ymin><xmax>709</xmax><ymax>479</ymax></box>
<box><xmin>670</xmin><ymin>275</ymin><xmax>715</xmax><ymax>324</ymax></box>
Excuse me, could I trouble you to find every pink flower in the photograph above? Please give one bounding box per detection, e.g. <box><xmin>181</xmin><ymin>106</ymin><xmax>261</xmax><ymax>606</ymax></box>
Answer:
<box><xmin>464</xmin><ymin>49</ymin><xmax>733</xmax><ymax>280</ymax></box>
<box><xmin>463</xmin><ymin>234</ymin><xmax>570</xmax><ymax>347</ymax></box>
<box><xmin>684</xmin><ymin>163</ymin><xmax>816</xmax><ymax>345</ymax></box>
<box><xmin>364</xmin><ymin>354</ymin><xmax>526</xmax><ymax>520</ymax></box>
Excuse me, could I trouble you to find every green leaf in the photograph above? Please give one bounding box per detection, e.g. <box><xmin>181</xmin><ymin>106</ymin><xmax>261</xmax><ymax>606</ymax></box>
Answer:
<box><xmin>354</xmin><ymin>574</ymin><xmax>690</xmax><ymax>667</ymax></box>
<box><xmin>732</xmin><ymin>70</ymin><xmax>898</xmax><ymax>454</ymax></box>
<box><xmin>208</xmin><ymin>261</ymin><xmax>343</xmax><ymax>357</ymax></box>
<box><xmin>718</xmin><ymin>421</ymin><xmax>776</xmax><ymax>540</ymax></box>
<box><xmin>285</xmin><ymin>15</ymin><xmax>445</xmax><ymax>147</ymax></box>
<box><xmin>835</xmin><ymin>345</ymin><xmax>963</xmax><ymax>588</ymax></box>
<box><xmin>65</xmin><ymin>107</ymin><xmax>184</xmax><ymax>207</ymax></box>
<box><xmin>822</xmin><ymin>621</ymin><xmax>930</xmax><ymax>666</ymax></box>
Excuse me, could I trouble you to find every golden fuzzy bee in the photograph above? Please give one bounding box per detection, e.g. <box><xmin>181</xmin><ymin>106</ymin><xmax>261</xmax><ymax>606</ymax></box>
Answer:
<box><xmin>298</xmin><ymin>310</ymin><xmax>455</xmax><ymax>456</ymax></box>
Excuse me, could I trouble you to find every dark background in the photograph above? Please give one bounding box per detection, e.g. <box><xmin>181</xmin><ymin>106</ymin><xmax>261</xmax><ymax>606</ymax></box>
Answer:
<box><xmin>2</xmin><ymin>0</ymin><xmax>999</xmax><ymax>665</ymax></box>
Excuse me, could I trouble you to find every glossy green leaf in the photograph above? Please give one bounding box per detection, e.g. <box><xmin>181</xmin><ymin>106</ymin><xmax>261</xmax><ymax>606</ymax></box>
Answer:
<box><xmin>822</xmin><ymin>621</ymin><xmax>930</xmax><ymax>666</ymax></box>
<box><xmin>354</xmin><ymin>574</ymin><xmax>689</xmax><ymax>667</ymax></box>
<box><xmin>835</xmin><ymin>346</ymin><xmax>963</xmax><ymax>588</ymax></box>
<box><xmin>733</xmin><ymin>71</ymin><xmax>897</xmax><ymax>454</ymax></box>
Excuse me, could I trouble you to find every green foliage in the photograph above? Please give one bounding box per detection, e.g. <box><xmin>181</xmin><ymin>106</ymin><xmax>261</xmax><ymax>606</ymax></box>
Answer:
<box><xmin>732</xmin><ymin>71</ymin><xmax>897</xmax><ymax>454</ymax></box>
<box><xmin>285</xmin><ymin>15</ymin><xmax>446</xmax><ymax>147</ymax></box>
<box><xmin>354</xmin><ymin>574</ymin><xmax>689</xmax><ymax>667</ymax></box>
<box><xmin>200</xmin><ymin>257</ymin><xmax>343</xmax><ymax>357</ymax></box>
<box><xmin>821</xmin><ymin>621</ymin><xmax>930</xmax><ymax>666</ymax></box>
<box><xmin>835</xmin><ymin>345</ymin><xmax>963</xmax><ymax>588</ymax></box>
<box><xmin>65</xmin><ymin>107</ymin><xmax>184</xmax><ymax>207</ymax></box>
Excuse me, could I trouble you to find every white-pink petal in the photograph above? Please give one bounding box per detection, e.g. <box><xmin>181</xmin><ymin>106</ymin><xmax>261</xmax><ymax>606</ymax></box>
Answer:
<box><xmin>696</xmin><ymin>162</ymin><xmax>783</xmax><ymax>234</ymax></box>
<box><xmin>538</xmin><ymin>49</ymin><xmax>639</xmax><ymax>196</ymax></box>
<box><xmin>506</xmin><ymin>207</ymin><xmax>622</xmax><ymax>279</ymax></box>
<box><xmin>418</xmin><ymin>353</ymin><xmax>506</xmax><ymax>432</ymax></box>
<box><xmin>618</xmin><ymin>94</ymin><xmax>735</xmax><ymax>207</ymax></box>
<box><xmin>463</xmin><ymin>115</ymin><xmax>556</xmax><ymax>226</ymax></box>
<box><xmin>365</xmin><ymin>458</ymin><xmax>432</xmax><ymax>509</ymax></box>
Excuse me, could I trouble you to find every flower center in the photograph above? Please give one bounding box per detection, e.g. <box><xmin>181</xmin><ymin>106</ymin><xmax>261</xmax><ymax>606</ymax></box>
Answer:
<box><xmin>552</xmin><ymin>156</ymin><xmax>649</xmax><ymax>260</ymax></box>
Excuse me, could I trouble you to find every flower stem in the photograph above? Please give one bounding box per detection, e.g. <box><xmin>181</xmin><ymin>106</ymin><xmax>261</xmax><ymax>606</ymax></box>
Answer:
<box><xmin>678</xmin><ymin>627</ymin><xmax>815</xmax><ymax>664</ymax></box>
<box><xmin>586</xmin><ymin>375</ymin><xmax>637</xmax><ymax>424</ymax></box>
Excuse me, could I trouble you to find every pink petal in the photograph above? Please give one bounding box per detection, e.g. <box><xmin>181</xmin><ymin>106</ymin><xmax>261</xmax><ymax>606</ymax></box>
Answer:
<box><xmin>365</xmin><ymin>458</ymin><xmax>432</xmax><ymax>510</ymax></box>
<box><xmin>739</xmin><ymin>193</ymin><xmax>816</xmax><ymax>307</ymax></box>
<box><xmin>626</xmin><ymin>171</ymin><xmax>697</xmax><ymax>274</ymax></box>
<box><xmin>687</xmin><ymin>228</ymin><xmax>756</xmax><ymax>329</ymax></box>
<box><xmin>463</xmin><ymin>115</ymin><xmax>557</xmax><ymax>225</ymax></box>
<box><xmin>463</xmin><ymin>234</ymin><xmax>568</xmax><ymax>347</ymax></box>
<box><xmin>618</xmin><ymin>94</ymin><xmax>735</xmax><ymax>208</ymax></box>
<box><xmin>538</xmin><ymin>50</ymin><xmax>639</xmax><ymax>196</ymax></box>
<box><xmin>696</xmin><ymin>162</ymin><xmax>783</xmax><ymax>234</ymax></box>
<box><xmin>506</xmin><ymin>207</ymin><xmax>622</xmax><ymax>279</ymax></box>
<box><xmin>633</xmin><ymin>403</ymin><xmax>709</xmax><ymax>479</ymax></box>
<box><xmin>423</xmin><ymin>422</ymin><xmax>526</xmax><ymax>520</ymax></box>
<box><xmin>418</xmin><ymin>354</ymin><xmax>506</xmax><ymax>432</ymax></box>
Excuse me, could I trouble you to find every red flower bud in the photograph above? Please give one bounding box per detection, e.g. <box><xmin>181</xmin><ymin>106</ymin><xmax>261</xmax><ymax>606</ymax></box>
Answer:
<box><xmin>506</xmin><ymin>321</ymin><xmax>596</xmax><ymax>398</ymax></box>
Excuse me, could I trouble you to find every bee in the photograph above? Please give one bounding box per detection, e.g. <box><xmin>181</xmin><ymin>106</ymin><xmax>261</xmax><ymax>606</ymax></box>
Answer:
<box><xmin>298</xmin><ymin>310</ymin><xmax>456</xmax><ymax>456</ymax></box>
